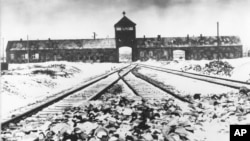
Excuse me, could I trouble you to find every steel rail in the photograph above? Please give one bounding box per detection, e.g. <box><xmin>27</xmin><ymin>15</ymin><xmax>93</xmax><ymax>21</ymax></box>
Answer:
<box><xmin>137</xmin><ymin>64</ymin><xmax>250</xmax><ymax>89</ymax></box>
<box><xmin>137</xmin><ymin>63</ymin><xmax>250</xmax><ymax>85</ymax></box>
<box><xmin>88</xmin><ymin>65</ymin><xmax>137</xmax><ymax>101</ymax></box>
<box><xmin>130</xmin><ymin>69</ymin><xmax>193</xmax><ymax>104</ymax></box>
<box><xmin>1</xmin><ymin>64</ymin><xmax>132</xmax><ymax>128</ymax></box>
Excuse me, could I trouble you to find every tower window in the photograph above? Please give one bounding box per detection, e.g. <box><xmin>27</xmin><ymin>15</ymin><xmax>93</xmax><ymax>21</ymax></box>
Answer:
<box><xmin>128</xmin><ymin>27</ymin><xmax>133</xmax><ymax>30</ymax></box>
<box><xmin>116</xmin><ymin>27</ymin><xmax>134</xmax><ymax>31</ymax></box>
<box><xmin>116</xmin><ymin>27</ymin><xmax>122</xmax><ymax>31</ymax></box>
<box><xmin>122</xmin><ymin>27</ymin><xmax>133</xmax><ymax>31</ymax></box>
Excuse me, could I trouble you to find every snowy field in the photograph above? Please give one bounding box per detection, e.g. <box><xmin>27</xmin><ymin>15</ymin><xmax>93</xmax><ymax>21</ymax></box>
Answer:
<box><xmin>0</xmin><ymin>62</ymin><xmax>125</xmax><ymax>119</ymax></box>
<box><xmin>1</xmin><ymin>58</ymin><xmax>250</xmax><ymax>119</ymax></box>
<box><xmin>1</xmin><ymin>58</ymin><xmax>250</xmax><ymax>141</ymax></box>
<box><xmin>139</xmin><ymin>57</ymin><xmax>250</xmax><ymax>82</ymax></box>
<box><xmin>138</xmin><ymin>68</ymin><xmax>238</xmax><ymax>96</ymax></box>
<box><xmin>136</xmin><ymin>58</ymin><xmax>250</xmax><ymax>141</ymax></box>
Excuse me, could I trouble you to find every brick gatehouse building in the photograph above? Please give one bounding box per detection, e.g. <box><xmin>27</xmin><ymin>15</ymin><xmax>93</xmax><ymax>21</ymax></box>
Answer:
<box><xmin>6</xmin><ymin>12</ymin><xmax>242</xmax><ymax>63</ymax></box>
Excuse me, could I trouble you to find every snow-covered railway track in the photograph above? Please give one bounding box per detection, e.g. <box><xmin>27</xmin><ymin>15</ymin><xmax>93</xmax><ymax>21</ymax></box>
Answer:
<box><xmin>137</xmin><ymin>64</ymin><xmax>250</xmax><ymax>89</ymax></box>
<box><xmin>122</xmin><ymin>72</ymin><xmax>192</xmax><ymax>110</ymax></box>
<box><xmin>1</xmin><ymin>64</ymin><xmax>135</xmax><ymax>130</ymax></box>
<box><xmin>3</xmin><ymin>64</ymin><xmax>242</xmax><ymax>141</ymax></box>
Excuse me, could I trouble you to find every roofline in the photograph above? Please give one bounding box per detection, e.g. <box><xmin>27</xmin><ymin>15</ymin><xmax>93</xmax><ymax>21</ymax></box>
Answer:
<box><xmin>136</xmin><ymin>45</ymin><xmax>243</xmax><ymax>49</ymax></box>
<box><xmin>7</xmin><ymin>38</ymin><xmax>116</xmax><ymax>42</ymax></box>
<box><xmin>136</xmin><ymin>35</ymin><xmax>241</xmax><ymax>39</ymax></box>
<box><xmin>114</xmin><ymin>16</ymin><xmax>136</xmax><ymax>27</ymax></box>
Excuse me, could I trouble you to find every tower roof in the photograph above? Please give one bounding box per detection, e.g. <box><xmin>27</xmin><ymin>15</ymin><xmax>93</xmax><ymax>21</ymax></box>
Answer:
<box><xmin>114</xmin><ymin>12</ymin><xmax>136</xmax><ymax>27</ymax></box>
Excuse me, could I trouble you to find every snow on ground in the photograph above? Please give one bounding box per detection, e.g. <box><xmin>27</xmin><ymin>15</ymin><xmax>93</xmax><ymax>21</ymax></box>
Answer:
<box><xmin>140</xmin><ymin>57</ymin><xmax>250</xmax><ymax>82</ymax></box>
<box><xmin>138</xmin><ymin>68</ymin><xmax>238</xmax><ymax>96</ymax></box>
<box><xmin>231</xmin><ymin>61</ymin><xmax>250</xmax><ymax>81</ymax></box>
<box><xmin>135</xmin><ymin>63</ymin><xmax>250</xmax><ymax>141</ymax></box>
<box><xmin>0</xmin><ymin>61</ymin><xmax>125</xmax><ymax>118</ymax></box>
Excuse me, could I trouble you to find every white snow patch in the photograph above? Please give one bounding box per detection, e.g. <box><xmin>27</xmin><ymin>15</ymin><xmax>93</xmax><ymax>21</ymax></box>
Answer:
<box><xmin>1</xmin><ymin>61</ymin><xmax>126</xmax><ymax>118</ymax></box>
<box><xmin>140</xmin><ymin>57</ymin><xmax>250</xmax><ymax>82</ymax></box>
<box><xmin>138</xmin><ymin>68</ymin><xmax>237</xmax><ymax>96</ymax></box>
<box><xmin>231</xmin><ymin>61</ymin><xmax>250</xmax><ymax>82</ymax></box>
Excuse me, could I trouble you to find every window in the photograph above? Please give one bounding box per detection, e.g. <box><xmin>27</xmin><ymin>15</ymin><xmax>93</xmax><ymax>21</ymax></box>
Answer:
<box><xmin>164</xmin><ymin>50</ymin><xmax>168</xmax><ymax>56</ymax></box>
<box><xmin>77</xmin><ymin>54</ymin><xmax>81</xmax><ymax>60</ymax></box>
<box><xmin>116</xmin><ymin>27</ymin><xmax>122</xmax><ymax>31</ymax></box>
<box><xmin>57</xmin><ymin>54</ymin><xmax>62</xmax><ymax>60</ymax></box>
<box><xmin>46</xmin><ymin>54</ymin><xmax>51</xmax><ymax>60</ymax></box>
<box><xmin>229</xmin><ymin>53</ymin><xmax>234</xmax><ymax>58</ymax></box>
<box><xmin>16</xmin><ymin>43</ymin><xmax>23</xmax><ymax>49</ymax></box>
<box><xmin>31</xmin><ymin>54</ymin><xmax>35</xmax><ymax>59</ymax></box>
<box><xmin>10</xmin><ymin>54</ymin><xmax>14</xmax><ymax>60</ymax></box>
<box><xmin>25</xmin><ymin>54</ymin><xmax>28</xmax><ymax>59</ymax></box>
<box><xmin>140</xmin><ymin>51</ymin><xmax>144</xmax><ymax>57</ymax></box>
<box><xmin>117</xmin><ymin>27</ymin><xmax>133</xmax><ymax>31</ymax></box>
<box><xmin>122</xmin><ymin>27</ymin><xmax>133</xmax><ymax>31</ymax></box>
<box><xmin>163</xmin><ymin>50</ymin><xmax>168</xmax><ymax>59</ymax></box>
<box><xmin>213</xmin><ymin>53</ymin><xmax>218</xmax><ymax>59</ymax></box>
<box><xmin>149</xmin><ymin>51</ymin><xmax>153</xmax><ymax>57</ymax></box>
<box><xmin>31</xmin><ymin>53</ymin><xmax>39</xmax><ymax>59</ymax></box>
<box><xmin>35</xmin><ymin>53</ymin><xmax>39</xmax><ymax>59</ymax></box>
<box><xmin>21</xmin><ymin>54</ymin><xmax>27</xmax><ymax>60</ymax></box>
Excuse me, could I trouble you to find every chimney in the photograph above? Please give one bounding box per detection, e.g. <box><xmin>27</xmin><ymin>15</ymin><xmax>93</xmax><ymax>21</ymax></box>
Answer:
<box><xmin>187</xmin><ymin>34</ymin><xmax>189</xmax><ymax>42</ymax></box>
<box><xmin>20</xmin><ymin>38</ymin><xmax>23</xmax><ymax>41</ymax></box>
<box><xmin>93</xmin><ymin>32</ymin><xmax>96</xmax><ymax>40</ymax></box>
<box><xmin>157</xmin><ymin>35</ymin><xmax>161</xmax><ymax>41</ymax></box>
<box><xmin>48</xmin><ymin>38</ymin><xmax>51</xmax><ymax>41</ymax></box>
<box><xmin>200</xmin><ymin>34</ymin><xmax>203</xmax><ymax>45</ymax></box>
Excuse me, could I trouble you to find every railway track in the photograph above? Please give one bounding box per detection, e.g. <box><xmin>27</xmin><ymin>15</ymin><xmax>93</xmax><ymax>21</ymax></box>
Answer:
<box><xmin>1</xmin><ymin>64</ymin><xmax>134</xmax><ymax>129</ymax></box>
<box><xmin>122</xmin><ymin>72</ymin><xmax>192</xmax><ymax>107</ymax></box>
<box><xmin>2</xmin><ymin>63</ymin><xmax>248</xmax><ymax>141</ymax></box>
<box><xmin>137</xmin><ymin>63</ymin><xmax>250</xmax><ymax>89</ymax></box>
<box><xmin>1</xmin><ymin>63</ymin><xmax>199</xmax><ymax>140</ymax></box>
<box><xmin>3</xmin><ymin>63</ymin><xmax>243</xmax><ymax>130</ymax></box>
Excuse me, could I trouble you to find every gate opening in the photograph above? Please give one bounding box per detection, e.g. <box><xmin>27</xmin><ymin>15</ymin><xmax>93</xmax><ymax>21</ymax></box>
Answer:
<box><xmin>119</xmin><ymin>47</ymin><xmax>132</xmax><ymax>62</ymax></box>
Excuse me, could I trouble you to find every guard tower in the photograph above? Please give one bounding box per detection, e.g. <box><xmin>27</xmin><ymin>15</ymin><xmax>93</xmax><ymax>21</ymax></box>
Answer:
<box><xmin>114</xmin><ymin>11</ymin><xmax>137</xmax><ymax>61</ymax></box>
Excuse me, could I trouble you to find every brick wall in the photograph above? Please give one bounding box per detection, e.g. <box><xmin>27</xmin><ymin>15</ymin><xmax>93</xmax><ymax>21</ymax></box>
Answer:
<box><xmin>137</xmin><ymin>45</ymin><xmax>242</xmax><ymax>61</ymax></box>
<box><xmin>7</xmin><ymin>49</ymin><xmax>118</xmax><ymax>63</ymax></box>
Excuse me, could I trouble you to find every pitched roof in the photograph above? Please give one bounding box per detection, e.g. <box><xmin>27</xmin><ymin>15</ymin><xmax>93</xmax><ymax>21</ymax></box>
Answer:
<box><xmin>136</xmin><ymin>36</ymin><xmax>241</xmax><ymax>48</ymax></box>
<box><xmin>6</xmin><ymin>39</ymin><xmax>116</xmax><ymax>51</ymax></box>
<box><xmin>114</xmin><ymin>16</ymin><xmax>136</xmax><ymax>27</ymax></box>
<box><xmin>6</xmin><ymin>36</ymin><xmax>242</xmax><ymax>51</ymax></box>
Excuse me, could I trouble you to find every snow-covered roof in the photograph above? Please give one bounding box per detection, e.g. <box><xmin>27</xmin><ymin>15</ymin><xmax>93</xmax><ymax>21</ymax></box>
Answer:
<box><xmin>6</xmin><ymin>36</ymin><xmax>242</xmax><ymax>51</ymax></box>
<box><xmin>136</xmin><ymin>36</ymin><xmax>242</xmax><ymax>48</ymax></box>
<box><xmin>6</xmin><ymin>39</ymin><xmax>116</xmax><ymax>51</ymax></box>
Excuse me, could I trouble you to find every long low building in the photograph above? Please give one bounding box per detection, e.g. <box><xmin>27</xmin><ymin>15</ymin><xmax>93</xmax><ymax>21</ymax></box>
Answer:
<box><xmin>6</xmin><ymin>12</ymin><xmax>242</xmax><ymax>63</ymax></box>
<box><xmin>136</xmin><ymin>35</ymin><xmax>242</xmax><ymax>61</ymax></box>
<box><xmin>6</xmin><ymin>39</ymin><xmax>118</xmax><ymax>63</ymax></box>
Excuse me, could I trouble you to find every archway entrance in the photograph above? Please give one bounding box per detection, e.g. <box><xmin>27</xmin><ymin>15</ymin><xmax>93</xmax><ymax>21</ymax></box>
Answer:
<box><xmin>119</xmin><ymin>46</ymin><xmax>132</xmax><ymax>62</ymax></box>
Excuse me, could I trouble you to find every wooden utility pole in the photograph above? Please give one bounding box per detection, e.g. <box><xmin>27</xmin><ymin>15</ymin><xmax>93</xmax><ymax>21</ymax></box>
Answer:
<box><xmin>27</xmin><ymin>35</ymin><xmax>29</xmax><ymax>63</ymax></box>
<box><xmin>217</xmin><ymin>22</ymin><xmax>220</xmax><ymax>46</ymax></box>
<box><xmin>2</xmin><ymin>38</ymin><xmax>4</xmax><ymax>62</ymax></box>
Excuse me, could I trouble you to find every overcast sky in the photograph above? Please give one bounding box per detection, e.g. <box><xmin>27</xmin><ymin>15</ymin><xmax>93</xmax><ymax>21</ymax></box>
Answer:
<box><xmin>1</xmin><ymin>0</ymin><xmax>250</xmax><ymax>52</ymax></box>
